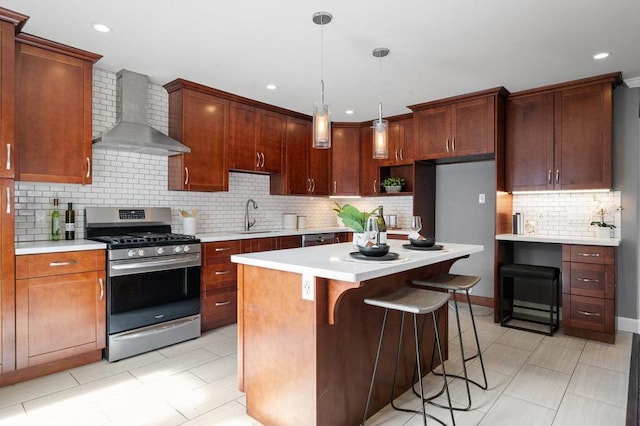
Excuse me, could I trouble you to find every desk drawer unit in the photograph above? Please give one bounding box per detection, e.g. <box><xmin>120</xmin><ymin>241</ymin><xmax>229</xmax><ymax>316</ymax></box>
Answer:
<box><xmin>561</xmin><ymin>244</ymin><xmax>616</xmax><ymax>344</ymax></box>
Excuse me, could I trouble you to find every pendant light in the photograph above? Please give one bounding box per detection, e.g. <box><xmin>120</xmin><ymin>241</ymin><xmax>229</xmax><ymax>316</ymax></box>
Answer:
<box><xmin>372</xmin><ymin>47</ymin><xmax>389</xmax><ymax>159</ymax></box>
<box><xmin>312</xmin><ymin>11</ymin><xmax>332</xmax><ymax>149</ymax></box>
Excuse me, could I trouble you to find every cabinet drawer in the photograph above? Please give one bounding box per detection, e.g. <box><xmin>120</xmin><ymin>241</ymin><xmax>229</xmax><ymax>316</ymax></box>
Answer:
<box><xmin>562</xmin><ymin>245</ymin><xmax>614</xmax><ymax>265</ymax></box>
<box><xmin>201</xmin><ymin>287</ymin><xmax>237</xmax><ymax>331</ymax></box>
<box><xmin>563</xmin><ymin>294</ymin><xmax>614</xmax><ymax>334</ymax></box>
<box><xmin>562</xmin><ymin>262</ymin><xmax>614</xmax><ymax>299</ymax></box>
<box><xmin>202</xmin><ymin>264</ymin><xmax>237</xmax><ymax>291</ymax></box>
<box><xmin>203</xmin><ymin>241</ymin><xmax>241</xmax><ymax>262</ymax></box>
<box><xmin>16</xmin><ymin>250</ymin><xmax>104</xmax><ymax>279</ymax></box>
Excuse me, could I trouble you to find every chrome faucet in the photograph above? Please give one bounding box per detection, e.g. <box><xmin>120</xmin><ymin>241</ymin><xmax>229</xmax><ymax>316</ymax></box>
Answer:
<box><xmin>245</xmin><ymin>199</ymin><xmax>258</xmax><ymax>231</ymax></box>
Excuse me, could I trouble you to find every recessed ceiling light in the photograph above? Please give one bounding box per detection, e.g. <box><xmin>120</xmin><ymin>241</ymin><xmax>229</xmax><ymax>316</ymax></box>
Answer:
<box><xmin>593</xmin><ymin>52</ymin><xmax>610</xmax><ymax>60</ymax></box>
<box><xmin>93</xmin><ymin>23</ymin><xmax>111</xmax><ymax>33</ymax></box>
<box><xmin>266</xmin><ymin>84</ymin><xmax>277</xmax><ymax>90</ymax></box>
<box><xmin>345</xmin><ymin>110</ymin><xmax>354</xmax><ymax>115</ymax></box>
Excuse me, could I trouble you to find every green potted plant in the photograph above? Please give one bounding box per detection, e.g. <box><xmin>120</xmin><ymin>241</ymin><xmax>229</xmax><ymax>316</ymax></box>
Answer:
<box><xmin>382</xmin><ymin>177</ymin><xmax>405</xmax><ymax>193</ymax></box>
<box><xmin>335</xmin><ymin>204</ymin><xmax>379</xmax><ymax>246</ymax></box>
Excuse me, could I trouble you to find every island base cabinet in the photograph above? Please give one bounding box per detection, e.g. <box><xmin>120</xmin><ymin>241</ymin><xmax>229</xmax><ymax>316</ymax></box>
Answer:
<box><xmin>238</xmin><ymin>262</ymin><xmax>453</xmax><ymax>426</ymax></box>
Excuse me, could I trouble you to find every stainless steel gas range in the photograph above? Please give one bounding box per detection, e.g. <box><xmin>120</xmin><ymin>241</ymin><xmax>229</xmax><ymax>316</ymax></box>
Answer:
<box><xmin>86</xmin><ymin>207</ymin><xmax>201</xmax><ymax>362</ymax></box>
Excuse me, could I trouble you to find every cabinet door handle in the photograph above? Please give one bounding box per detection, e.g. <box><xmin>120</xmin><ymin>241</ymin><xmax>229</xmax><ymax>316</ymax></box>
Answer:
<box><xmin>452</xmin><ymin>137</ymin><xmax>456</xmax><ymax>152</ymax></box>
<box><xmin>399</xmin><ymin>147</ymin><xmax>404</xmax><ymax>161</ymax></box>
<box><xmin>307</xmin><ymin>178</ymin><xmax>312</xmax><ymax>192</ymax></box>
<box><xmin>394</xmin><ymin>149</ymin><xmax>399</xmax><ymax>161</ymax></box>
<box><xmin>99</xmin><ymin>278</ymin><xmax>104</xmax><ymax>301</ymax></box>
<box><xmin>311</xmin><ymin>178</ymin><xmax>316</xmax><ymax>192</ymax></box>
<box><xmin>6</xmin><ymin>143</ymin><xmax>10</xmax><ymax>170</ymax></box>
<box><xmin>261</xmin><ymin>152</ymin><xmax>266</xmax><ymax>168</ymax></box>
<box><xmin>215</xmin><ymin>300</ymin><xmax>231</xmax><ymax>307</ymax></box>
<box><xmin>547</xmin><ymin>169</ymin><xmax>552</xmax><ymax>184</ymax></box>
<box><xmin>215</xmin><ymin>270</ymin><xmax>231</xmax><ymax>275</ymax></box>
<box><xmin>333</xmin><ymin>181</ymin><xmax>337</xmax><ymax>193</ymax></box>
<box><xmin>555</xmin><ymin>169</ymin><xmax>560</xmax><ymax>183</ymax></box>
<box><xmin>576</xmin><ymin>277</ymin><xmax>600</xmax><ymax>283</ymax></box>
<box><xmin>577</xmin><ymin>310</ymin><xmax>600</xmax><ymax>317</ymax></box>
<box><xmin>184</xmin><ymin>167</ymin><xmax>189</xmax><ymax>185</ymax></box>
<box><xmin>373</xmin><ymin>179</ymin><xmax>377</xmax><ymax>193</ymax></box>
<box><xmin>49</xmin><ymin>260</ymin><xmax>79</xmax><ymax>267</ymax></box>
<box><xmin>86</xmin><ymin>157</ymin><xmax>91</xmax><ymax>178</ymax></box>
<box><xmin>578</xmin><ymin>252</ymin><xmax>600</xmax><ymax>257</ymax></box>
<box><xmin>5</xmin><ymin>187</ymin><xmax>10</xmax><ymax>214</ymax></box>
<box><xmin>255</xmin><ymin>152</ymin><xmax>260</xmax><ymax>168</ymax></box>
<box><xmin>445</xmin><ymin>139</ymin><xmax>449</xmax><ymax>153</ymax></box>
<box><xmin>214</xmin><ymin>247</ymin><xmax>231</xmax><ymax>252</ymax></box>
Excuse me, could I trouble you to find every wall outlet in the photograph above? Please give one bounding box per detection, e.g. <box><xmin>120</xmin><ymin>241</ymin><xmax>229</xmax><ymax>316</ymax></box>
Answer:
<box><xmin>302</xmin><ymin>274</ymin><xmax>314</xmax><ymax>301</ymax></box>
<box><xmin>478</xmin><ymin>193</ymin><xmax>485</xmax><ymax>204</ymax></box>
<box><xmin>35</xmin><ymin>210</ymin><xmax>47</xmax><ymax>225</ymax></box>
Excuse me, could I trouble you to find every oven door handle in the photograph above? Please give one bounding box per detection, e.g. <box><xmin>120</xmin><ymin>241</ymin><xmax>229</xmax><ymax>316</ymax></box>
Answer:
<box><xmin>110</xmin><ymin>254</ymin><xmax>201</xmax><ymax>275</ymax></box>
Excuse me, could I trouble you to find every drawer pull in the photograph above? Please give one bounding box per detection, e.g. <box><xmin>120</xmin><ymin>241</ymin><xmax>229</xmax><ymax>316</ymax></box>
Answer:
<box><xmin>215</xmin><ymin>300</ymin><xmax>231</xmax><ymax>307</ymax></box>
<box><xmin>214</xmin><ymin>247</ymin><xmax>231</xmax><ymax>252</ymax></box>
<box><xmin>49</xmin><ymin>260</ymin><xmax>79</xmax><ymax>267</ymax></box>
<box><xmin>577</xmin><ymin>310</ymin><xmax>600</xmax><ymax>317</ymax></box>
<box><xmin>215</xmin><ymin>270</ymin><xmax>231</xmax><ymax>275</ymax></box>
<box><xmin>578</xmin><ymin>253</ymin><xmax>600</xmax><ymax>257</ymax></box>
<box><xmin>576</xmin><ymin>277</ymin><xmax>600</xmax><ymax>283</ymax></box>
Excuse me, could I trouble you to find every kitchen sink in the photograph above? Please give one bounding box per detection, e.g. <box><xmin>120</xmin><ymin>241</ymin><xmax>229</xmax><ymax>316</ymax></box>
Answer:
<box><xmin>237</xmin><ymin>230</ymin><xmax>275</xmax><ymax>234</ymax></box>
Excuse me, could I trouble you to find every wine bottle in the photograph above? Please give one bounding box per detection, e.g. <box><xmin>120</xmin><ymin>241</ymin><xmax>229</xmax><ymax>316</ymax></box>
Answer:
<box><xmin>65</xmin><ymin>202</ymin><xmax>75</xmax><ymax>240</ymax></box>
<box><xmin>376</xmin><ymin>205</ymin><xmax>387</xmax><ymax>244</ymax></box>
<box><xmin>51</xmin><ymin>198</ymin><xmax>61</xmax><ymax>241</ymax></box>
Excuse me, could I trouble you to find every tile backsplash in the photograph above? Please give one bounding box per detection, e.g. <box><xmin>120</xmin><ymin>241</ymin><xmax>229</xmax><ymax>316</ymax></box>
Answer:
<box><xmin>14</xmin><ymin>67</ymin><xmax>413</xmax><ymax>242</ymax></box>
<box><xmin>512</xmin><ymin>191</ymin><xmax>622</xmax><ymax>238</ymax></box>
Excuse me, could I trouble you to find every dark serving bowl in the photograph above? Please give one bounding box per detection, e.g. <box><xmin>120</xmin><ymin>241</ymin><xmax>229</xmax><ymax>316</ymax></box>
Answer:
<box><xmin>409</xmin><ymin>237</ymin><xmax>436</xmax><ymax>247</ymax></box>
<box><xmin>358</xmin><ymin>244</ymin><xmax>390</xmax><ymax>257</ymax></box>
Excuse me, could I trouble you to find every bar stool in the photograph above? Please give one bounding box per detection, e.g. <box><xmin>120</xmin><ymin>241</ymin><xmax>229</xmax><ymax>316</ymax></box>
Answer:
<box><xmin>362</xmin><ymin>286</ymin><xmax>455</xmax><ymax>426</ymax></box>
<box><xmin>412</xmin><ymin>273</ymin><xmax>488</xmax><ymax>411</ymax></box>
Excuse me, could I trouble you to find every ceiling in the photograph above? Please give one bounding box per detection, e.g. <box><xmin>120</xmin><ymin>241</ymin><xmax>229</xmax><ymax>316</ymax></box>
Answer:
<box><xmin>5</xmin><ymin>0</ymin><xmax>640</xmax><ymax>122</ymax></box>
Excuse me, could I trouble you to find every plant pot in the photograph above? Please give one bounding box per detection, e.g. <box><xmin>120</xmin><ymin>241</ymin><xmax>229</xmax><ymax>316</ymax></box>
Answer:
<box><xmin>384</xmin><ymin>185</ymin><xmax>402</xmax><ymax>193</ymax></box>
<box><xmin>352</xmin><ymin>233</ymin><xmax>366</xmax><ymax>248</ymax></box>
<box><xmin>594</xmin><ymin>226</ymin><xmax>612</xmax><ymax>239</ymax></box>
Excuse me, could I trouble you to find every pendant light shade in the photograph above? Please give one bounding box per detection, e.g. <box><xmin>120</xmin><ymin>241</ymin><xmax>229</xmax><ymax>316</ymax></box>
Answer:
<box><xmin>312</xmin><ymin>12</ymin><xmax>332</xmax><ymax>149</ymax></box>
<box><xmin>372</xmin><ymin>47</ymin><xmax>389</xmax><ymax>159</ymax></box>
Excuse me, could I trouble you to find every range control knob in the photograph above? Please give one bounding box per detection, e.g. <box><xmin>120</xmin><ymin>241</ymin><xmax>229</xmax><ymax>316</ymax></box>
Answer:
<box><xmin>137</xmin><ymin>248</ymin><xmax>145</xmax><ymax>257</ymax></box>
<box><xmin>174</xmin><ymin>245</ymin><xmax>183</xmax><ymax>253</ymax></box>
<box><xmin>127</xmin><ymin>249</ymin><xmax>137</xmax><ymax>257</ymax></box>
<box><xmin>183</xmin><ymin>245</ymin><xmax>191</xmax><ymax>252</ymax></box>
<box><xmin>156</xmin><ymin>247</ymin><xmax>165</xmax><ymax>255</ymax></box>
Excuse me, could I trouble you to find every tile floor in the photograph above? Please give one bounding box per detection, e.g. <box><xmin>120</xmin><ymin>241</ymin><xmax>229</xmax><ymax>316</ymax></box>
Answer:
<box><xmin>0</xmin><ymin>305</ymin><xmax>631</xmax><ymax>425</ymax></box>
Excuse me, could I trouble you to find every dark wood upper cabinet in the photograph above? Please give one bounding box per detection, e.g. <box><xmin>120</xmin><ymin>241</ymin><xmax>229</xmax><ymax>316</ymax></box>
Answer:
<box><xmin>506</xmin><ymin>73</ymin><xmax>621</xmax><ymax>192</ymax></box>
<box><xmin>410</xmin><ymin>87</ymin><xmax>507</xmax><ymax>162</ymax></box>
<box><xmin>15</xmin><ymin>34</ymin><xmax>101</xmax><ymax>184</ymax></box>
<box><xmin>331</xmin><ymin>124</ymin><xmax>360</xmax><ymax>196</ymax></box>
<box><xmin>359</xmin><ymin>125</ymin><xmax>379</xmax><ymax>196</ymax></box>
<box><xmin>165</xmin><ymin>81</ymin><xmax>229</xmax><ymax>192</ymax></box>
<box><xmin>379</xmin><ymin>115</ymin><xmax>414</xmax><ymax>167</ymax></box>
<box><xmin>229</xmin><ymin>103</ymin><xmax>284</xmax><ymax>174</ymax></box>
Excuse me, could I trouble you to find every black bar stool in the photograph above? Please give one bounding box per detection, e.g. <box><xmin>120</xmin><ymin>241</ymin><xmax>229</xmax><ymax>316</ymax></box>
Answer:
<box><xmin>362</xmin><ymin>286</ymin><xmax>455</xmax><ymax>426</ymax></box>
<box><xmin>412</xmin><ymin>273</ymin><xmax>487</xmax><ymax>411</ymax></box>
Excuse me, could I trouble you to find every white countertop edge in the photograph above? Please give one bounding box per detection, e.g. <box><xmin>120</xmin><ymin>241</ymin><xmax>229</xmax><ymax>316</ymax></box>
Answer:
<box><xmin>16</xmin><ymin>240</ymin><xmax>107</xmax><ymax>255</ymax></box>
<box><xmin>197</xmin><ymin>227</ymin><xmax>411</xmax><ymax>242</ymax></box>
<box><xmin>495</xmin><ymin>233</ymin><xmax>621</xmax><ymax>247</ymax></box>
<box><xmin>231</xmin><ymin>241</ymin><xmax>483</xmax><ymax>282</ymax></box>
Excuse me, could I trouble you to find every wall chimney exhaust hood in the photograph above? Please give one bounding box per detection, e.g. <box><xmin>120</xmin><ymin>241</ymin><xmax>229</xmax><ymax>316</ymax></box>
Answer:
<box><xmin>92</xmin><ymin>69</ymin><xmax>190</xmax><ymax>156</ymax></box>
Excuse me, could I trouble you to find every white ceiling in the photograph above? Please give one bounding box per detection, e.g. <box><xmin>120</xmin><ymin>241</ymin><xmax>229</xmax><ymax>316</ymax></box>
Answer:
<box><xmin>5</xmin><ymin>0</ymin><xmax>640</xmax><ymax>122</ymax></box>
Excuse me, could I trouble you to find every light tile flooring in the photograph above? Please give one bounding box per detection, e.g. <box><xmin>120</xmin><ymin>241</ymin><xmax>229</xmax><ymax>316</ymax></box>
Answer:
<box><xmin>0</xmin><ymin>305</ymin><xmax>631</xmax><ymax>425</ymax></box>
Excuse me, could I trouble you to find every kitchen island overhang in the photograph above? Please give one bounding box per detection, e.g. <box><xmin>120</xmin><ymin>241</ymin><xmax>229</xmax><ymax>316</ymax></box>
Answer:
<box><xmin>232</xmin><ymin>241</ymin><xmax>483</xmax><ymax>426</ymax></box>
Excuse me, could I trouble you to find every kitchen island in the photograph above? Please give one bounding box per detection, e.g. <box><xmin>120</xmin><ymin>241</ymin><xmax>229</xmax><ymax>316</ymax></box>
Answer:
<box><xmin>231</xmin><ymin>240</ymin><xmax>483</xmax><ymax>426</ymax></box>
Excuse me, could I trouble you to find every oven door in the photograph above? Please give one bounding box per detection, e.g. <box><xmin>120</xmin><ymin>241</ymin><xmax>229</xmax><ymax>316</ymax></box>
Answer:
<box><xmin>107</xmin><ymin>253</ymin><xmax>201</xmax><ymax>335</ymax></box>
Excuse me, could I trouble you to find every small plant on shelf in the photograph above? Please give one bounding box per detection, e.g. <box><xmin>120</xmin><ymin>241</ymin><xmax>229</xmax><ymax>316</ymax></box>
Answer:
<box><xmin>382</xmin><ymin>177</ymin><xmax>405</xmax><ymax>193</ymax></box>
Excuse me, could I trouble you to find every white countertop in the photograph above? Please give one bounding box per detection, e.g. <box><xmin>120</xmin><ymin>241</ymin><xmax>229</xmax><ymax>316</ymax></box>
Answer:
<box><xmin>495</xmin><ymin>233</ymin><xmax>621</xmax><ymax>247</ymax></box>
<box><xmin>15</xmin><ymin>239</ymin><xmax>107</xmax><ymax>255</ymax></box>
<box><xmin>231</xmin><ymin>240</ymin><xmax>483</xmax><ymax>282</ymax></box>
<box><xmin>196</xmin><ymin>227</ymin><xmax>409</xmax><ymax>242</ymax></box>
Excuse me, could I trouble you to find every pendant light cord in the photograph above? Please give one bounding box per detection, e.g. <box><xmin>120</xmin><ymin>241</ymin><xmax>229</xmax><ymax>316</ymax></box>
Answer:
<box><xmin>320</xmin><ymin>18</ymin><xmax>325</xmax><ymax>104</ymax></box>
<box><xmin>378</xmin><ymin>54</ymin><xmax>383</xmax><ymax>122</ymax></box>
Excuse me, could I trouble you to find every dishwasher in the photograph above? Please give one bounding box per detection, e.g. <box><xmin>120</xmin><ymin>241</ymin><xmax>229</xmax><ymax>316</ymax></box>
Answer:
<box><xmin>302</xmin><ymin>233</ymin><xmax>337</xmax><ymax>246</ymax></box>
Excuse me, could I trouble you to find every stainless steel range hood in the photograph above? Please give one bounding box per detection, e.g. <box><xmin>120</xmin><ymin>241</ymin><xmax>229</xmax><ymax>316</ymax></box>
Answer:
<box><xmin>92</xmin><ymin>69</ymin><xmax>190</xmax><ymax>156</ymax></box>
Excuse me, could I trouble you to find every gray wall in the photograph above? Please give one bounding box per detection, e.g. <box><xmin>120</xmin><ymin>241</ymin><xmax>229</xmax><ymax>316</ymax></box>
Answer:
<box><xmin>435</xmin><ymin>161</ymin><xmax>496</xmax><ymax>298</ymax></box>
<box><xmin>613</xmin><ymin>84</ymin><xmax>640</xmax><ymax>319</ymax></box>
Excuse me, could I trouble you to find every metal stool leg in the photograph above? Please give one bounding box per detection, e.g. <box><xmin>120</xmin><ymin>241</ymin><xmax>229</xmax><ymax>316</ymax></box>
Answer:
<box><xmin>363</xmin><ymin>309</ymin><xmax>389</xmax><ymax>425</ymax></box>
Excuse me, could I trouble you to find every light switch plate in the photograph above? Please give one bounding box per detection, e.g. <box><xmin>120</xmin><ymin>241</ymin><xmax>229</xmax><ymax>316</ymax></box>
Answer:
<box><xmin>478</xmin><ymin>193</ymin><xmax>485</xmax><ymax>204</ymax></box>
<box><xmin>302</xmin><ymin>274</ymin><xmax>314</xmax><ymax>301</ymax></box>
